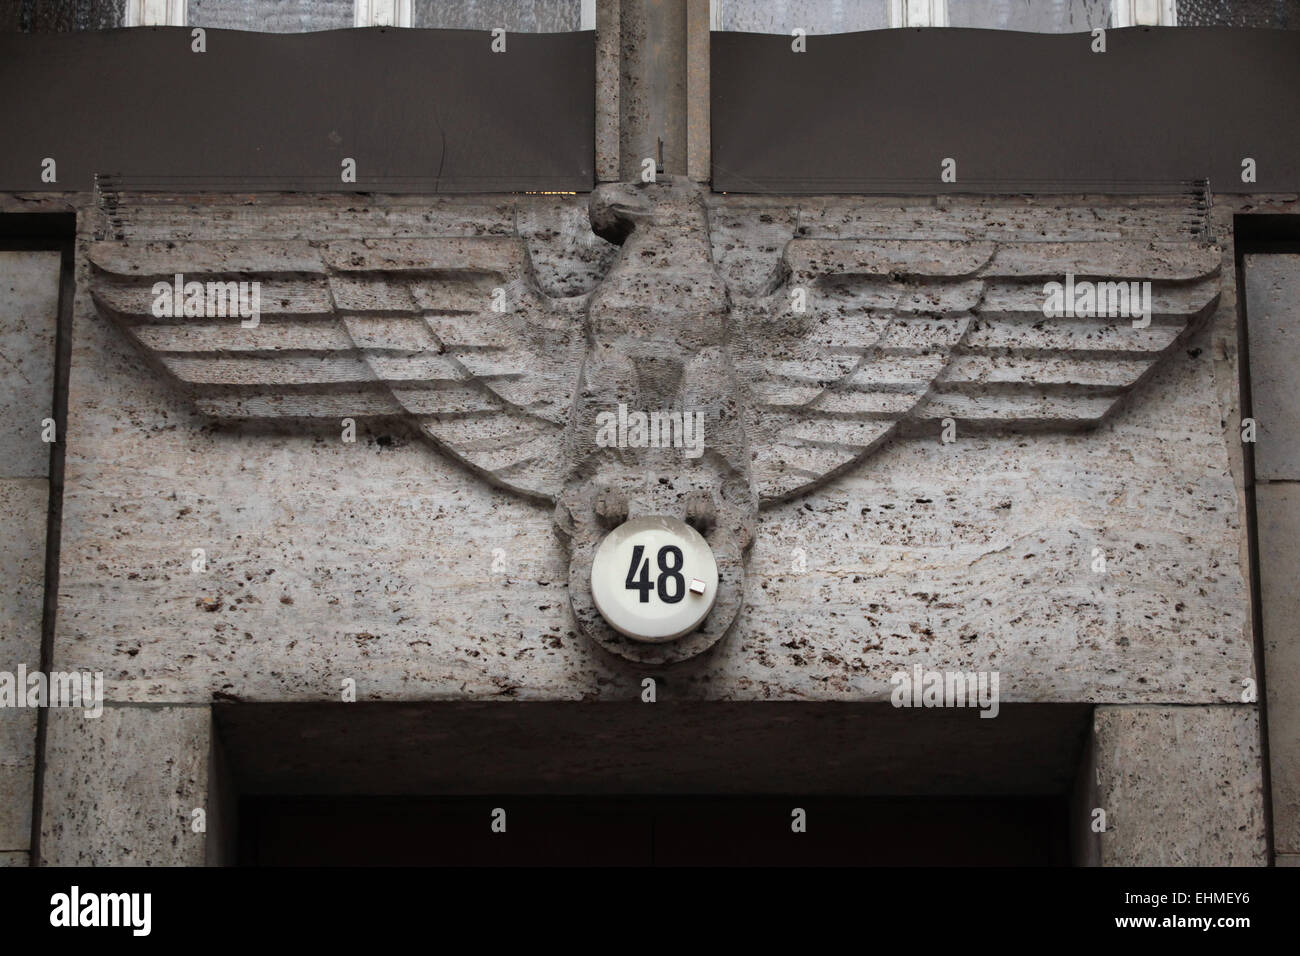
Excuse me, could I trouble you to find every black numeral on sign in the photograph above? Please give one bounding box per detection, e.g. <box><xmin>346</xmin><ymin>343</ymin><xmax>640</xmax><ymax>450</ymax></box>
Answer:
<box><xmin>657</xmin><ymin>545</ymin><xmax>684</xmax><ymax>603</ymax></box>
<box><xmin>625</xmin><ymin>544</ymin><xmax>686</xmax><ymax>605</ymax></box>
<box><xmin>625</xmin><ymin>544</ymin><xmax>654</xmax><ymax>602</ymax></box>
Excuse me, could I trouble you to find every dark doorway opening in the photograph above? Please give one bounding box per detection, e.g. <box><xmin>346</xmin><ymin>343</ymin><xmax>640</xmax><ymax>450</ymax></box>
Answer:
<box><xmin>216</xmin><ymin>701</ymin><xmax>1092</xmax><ymax>867</ymax></box>
<box><xmin>239</xmin><ymin>794</ymin><xmax>1069</xmax><ymax>866</ymax></box>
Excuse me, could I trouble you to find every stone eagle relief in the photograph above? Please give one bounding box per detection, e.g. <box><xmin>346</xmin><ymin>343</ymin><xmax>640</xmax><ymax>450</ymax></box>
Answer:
<box><xmin>89</xmin><ymin>180</ymin><xmax>1222</xmax><ymax>664</ymax></box>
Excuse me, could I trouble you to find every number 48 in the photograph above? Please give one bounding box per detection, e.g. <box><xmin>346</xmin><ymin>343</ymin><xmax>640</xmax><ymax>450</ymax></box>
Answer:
<box><xmin>625</xmin><ymin>544</ymin><xmax>685</xmax><ymax>604</ymax></box>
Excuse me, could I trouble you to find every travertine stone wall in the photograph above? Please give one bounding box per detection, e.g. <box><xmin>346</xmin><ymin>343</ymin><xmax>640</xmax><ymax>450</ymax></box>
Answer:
<box><xmin>1092</xmin><ymin>705</ymin><xmax>1267</xmax><ymax>865</ymax></box>
<box><xmin>50</xmin><ymin>192</ymin><xmax>1251</xmax><ymax>704</ymax></box>
<box><xmin>37</xmin><ymin>705</ymin><xmax>213</xmax><ymax>866</ymax></box>
<box><xmin>0</xmin><ymin>249</ymin><xmax>60</xmax><ymax>868</ymax></box>
<box><xmin>1242</xmin><ymin>252</ymin><xmax>1300</xmax><ymax>866</ymax></box>
<box><xmin>4</xmin><ymin>189</ymin><xmax>1287</xmax><ymax>866</ymax></box>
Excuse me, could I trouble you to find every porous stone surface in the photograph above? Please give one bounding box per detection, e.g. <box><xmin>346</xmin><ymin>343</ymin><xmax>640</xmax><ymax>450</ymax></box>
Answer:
<box><xmin>1252</xmin><ymin>481</ymin><xmax>1300</xmax><ymax>855</ymax></box>
<box><xmin>685</xmin><ymin>0</ymin><xmax>710</xmax><ymax>182</ymax></box>
<box><xmin>0</xmin><ymin>250</ymin><xmax>59</xmax><ymax>857</ymax></box>
<box><xmin>558</xmin><ymin>182</ymin><xmax>756</xmax><ymax>663</ymax></box>
<box><xmin>53</xmin><ymin>191</ymin><xmax>1252</xmax><ymax>703</ymax></box>
<box><xmin>595</xmin><ymin>0</ymin><xmax>621</xmax><ymax>181</ymax></box>
<box><xmin>0</xmin><ymin>852</ymin><xmax>27</xmax><ymax>866</ymax></box>
<box><xmin>0</xmin><ymin>250</ymin><xmax>59</xmax><ymax>479</ymax></box>
<box><xmin>1092</xmin><ymin>705</ymin><xmax>1267</xmax><ymax>865</ymax></box>
<box><xmin>0</xmin><ymin>478</ymin><xmax>48</xmax><ymax>671</ymax></box>
<box><xmin>0</xmin><ymin>696</ymin><xmax>35</xmax><ymax>848</ymax></box>
<box><xmin>1230</xmin><ymin>233</ymin><xmax>1300</xmax><ymax>863</ymax></box>
<box><xmin>0</xmin><ymin>478</ymin><xmax>47</xmax><ymax>845</ymax></box>
<box><xmin>1243</xmin><ymin>254</ymin><xmax>1300</xmax><ymax>480</ymax></box>
<box><xmin>0</xmin><ymin>457</ymin><xmax>51</xmax><ymax>857</ymax></box>
<box><xmin>38</xmin><ymin>705</ymin><xmax>211</xmax><ymax>866</ymax></box>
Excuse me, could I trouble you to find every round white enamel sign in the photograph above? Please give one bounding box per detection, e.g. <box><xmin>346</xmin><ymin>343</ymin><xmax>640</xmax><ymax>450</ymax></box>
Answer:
<box><xmin>590</xmin><ymin>516</ymin><xmax>719</xmax><ymax>643</ymax></box>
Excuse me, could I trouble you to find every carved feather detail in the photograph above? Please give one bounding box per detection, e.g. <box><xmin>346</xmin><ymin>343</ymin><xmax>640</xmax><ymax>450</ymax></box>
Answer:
<box><xmin>89</xmin><ymin>230</ymin><xmax>1221</xmax><ymax>507</ymax></box>
<box><xmin>89</xmin><ymin>237</ymin><xmax>583</xmax><ymax>502</ymax></box>
<box><xmin>735</xmin><ymin>238</ymin><xmax>1221</xmax><ymax>502</ymax></box>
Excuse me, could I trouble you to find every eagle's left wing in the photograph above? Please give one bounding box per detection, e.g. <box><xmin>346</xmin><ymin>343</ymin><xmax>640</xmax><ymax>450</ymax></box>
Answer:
<box><xmin>89</xmin><ymin>237</ymin><xmax>588</xmax><ymax>501</ymax></box>
<box><xmin>733</xmin><ymin>237</ymin><xmax>1222</xmax><ymax>505</ymax></box>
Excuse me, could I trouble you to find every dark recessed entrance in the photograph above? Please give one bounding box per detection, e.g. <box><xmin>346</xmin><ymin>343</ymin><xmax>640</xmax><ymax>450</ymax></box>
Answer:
<box><xmin>239</xmin><ymin>794</ymin><xmax>1068</xmax><ymax>866</ymax></box>
<box><xmin>215</xmin><ymin>701</ymin><xmax>1093</xmax><ymax>867</ymax></box>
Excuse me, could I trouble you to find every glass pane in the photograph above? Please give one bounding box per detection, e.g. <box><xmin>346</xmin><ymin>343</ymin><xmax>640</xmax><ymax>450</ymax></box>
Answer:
<box><xmin>1179</xmin><ymin>0</ymin><xmax>1300</xmax><ymax>27</ymax></box>
<box><xmin>716</xmin><ymin>0</ymin><xmax>890</xmax><ymax>32</ymax></box>
<box><xmin>3</xmin><ymin>0</ymin><xmax>126</xmax><ymax>31</ymax></box>
<box><xmin>411</xmin><ymin>0</ymin><xmax>583</xmax><ymax>32</ymax></box>
<box><xmin>947</xmin><ymin>0</ymin><xmax>1111</xmax><ymax>31</ymax></box>
<box><xmin>188</xmin><ymin>0</ymin><xmax>354</xmax><ymax>32</ymax></box>
<box><xmin>712</xmin><ymin>0</ymin><xmax>1300</xmax><ymax>31</ymax></box>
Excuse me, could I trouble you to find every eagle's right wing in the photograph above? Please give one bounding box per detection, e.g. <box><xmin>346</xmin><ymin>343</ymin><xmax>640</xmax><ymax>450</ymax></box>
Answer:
<box><xmin>89</xmin><ymin>237</ymin><xmax>587</xmax><ymax>502</ymax></box>
<box><xmin>733</xmin><ymin>237</ymin><xmax>1222</xmax><ymax>505</ymax></box>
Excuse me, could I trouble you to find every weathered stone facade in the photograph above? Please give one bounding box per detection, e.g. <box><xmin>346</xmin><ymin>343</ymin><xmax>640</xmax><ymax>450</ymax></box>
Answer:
<box><xmin>3</xmin><ymin>2</ymin><xmax>1297</xmax><ymax>868</ymax></box>
<box><xmin>59</xmin><ymin>186</ymin><xmax>1249</xmax><ymax>701</ymax></box>
<box><xmin>0</xmin><ymin>183</ymin><xmax>1276</xmax><ymax>865</ymax></box>
<box><xmin>0</xmin><ymin>249</ymin><xmax>59</xmax><ymax>869</ymax></box>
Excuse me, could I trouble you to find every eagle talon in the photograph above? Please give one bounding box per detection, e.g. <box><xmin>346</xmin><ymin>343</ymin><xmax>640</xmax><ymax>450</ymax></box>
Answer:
<box><xmin>685</xmin><ymin>492</ymin><xmax>716</xmax><ymax>533</ymax></box>
<box><xmin>594</xmin><ymin>488</ymin><xmax>629</xmax><ymax>528</ymax></box>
